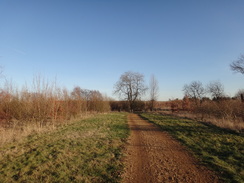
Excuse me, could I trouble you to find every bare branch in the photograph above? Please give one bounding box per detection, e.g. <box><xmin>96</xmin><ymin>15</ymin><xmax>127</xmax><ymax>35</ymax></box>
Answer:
<box><xmin>114</xmin><ymin>71</ymin><xmax>147</xmax><ymax>111</ymax></box>
<box><xmin>230</xmin><ymin>54</ymin><xmax>244</xmax><ymax>74</ymax></box>
<box><xmin>182</xmin><ymin>81</ymin><xmax>205</xmax><ymax>105</ymax></box>
<box><xmin>207</xmin><ymin>81</ymin><xmax>225</xmax><ymax>99</ymax></box>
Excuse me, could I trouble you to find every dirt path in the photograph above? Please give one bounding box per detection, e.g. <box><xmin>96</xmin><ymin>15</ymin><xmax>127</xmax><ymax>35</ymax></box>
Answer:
<box><xmin>122</xmin><ymin>113</ymin><xmax>220</xmax><ymax>183</ymax></box>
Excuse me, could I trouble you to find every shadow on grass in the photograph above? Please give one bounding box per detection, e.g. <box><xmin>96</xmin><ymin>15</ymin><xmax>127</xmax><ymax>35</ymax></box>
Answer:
<box><xmin>139</xmin><ymin>113</ymin><xmax>242</xmax><ymax>137</ymax></box>
<box><xmin>139</xmin><ymin>112</ymin><xmax>244</xmax><ymax>183</ymax></box>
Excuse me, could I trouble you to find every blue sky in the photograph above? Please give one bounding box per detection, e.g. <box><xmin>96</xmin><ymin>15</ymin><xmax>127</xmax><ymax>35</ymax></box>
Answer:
<box><xmin>0</xmin><ymin>0</ymin><xmax>244</xmax><ymax>100</ymax></box>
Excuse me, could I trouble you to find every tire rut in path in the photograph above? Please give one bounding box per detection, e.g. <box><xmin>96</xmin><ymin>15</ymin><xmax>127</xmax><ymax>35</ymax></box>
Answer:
<box><xmin>122</xmin><ymin>113</ymin><xmax>220</xmax><ymax>183</ymax></box>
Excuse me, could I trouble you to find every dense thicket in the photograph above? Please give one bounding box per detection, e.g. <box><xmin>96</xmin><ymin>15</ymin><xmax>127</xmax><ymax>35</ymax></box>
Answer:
<box><xmin>0</xmin><ymin>81</ymin><xmax>110</xmax><ymax>128</ymax></box>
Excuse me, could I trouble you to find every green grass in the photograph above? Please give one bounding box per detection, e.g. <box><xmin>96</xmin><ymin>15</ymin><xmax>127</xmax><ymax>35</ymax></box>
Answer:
<box><xmin>0</xmin><ymin>112</ymin><xmax>129</xmax><ymax>183</ymax></box>
<box><xmin>140</xmin><ymin>113</ymin><xmax>244</xmax><ymax>183</ymax></box>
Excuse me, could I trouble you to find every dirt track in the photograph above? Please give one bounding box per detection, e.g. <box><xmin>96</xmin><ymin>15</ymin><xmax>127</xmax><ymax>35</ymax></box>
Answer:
<box><xmin>122</xmin><ymin>113</ymin><xmax>220</xmax><ymax>183</ymax></box>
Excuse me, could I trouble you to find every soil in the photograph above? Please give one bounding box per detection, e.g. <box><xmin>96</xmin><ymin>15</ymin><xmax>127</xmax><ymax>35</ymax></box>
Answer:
<box><xmin>122</xmin><ymin>113</ymin><xmax>221</xmax><ymax>183</ymax></box>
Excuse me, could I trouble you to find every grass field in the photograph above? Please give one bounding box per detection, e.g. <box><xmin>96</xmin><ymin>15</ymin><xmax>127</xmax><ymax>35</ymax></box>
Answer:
<box><xmin>0</xmin><ymin>112</ymin><xmax>129</xmax><ymax>183</ymax></box>
<box><xmin>140</xmin><ymin>113</ymin><xmax>244</xmax><ymax>183</ymax></box>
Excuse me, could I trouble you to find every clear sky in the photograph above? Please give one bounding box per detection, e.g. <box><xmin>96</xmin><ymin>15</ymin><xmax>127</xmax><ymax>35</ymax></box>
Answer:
<box><xmin>0</xmin><ymin>0</ymin><xmax>244</xmax><ymax>100</ymax></box>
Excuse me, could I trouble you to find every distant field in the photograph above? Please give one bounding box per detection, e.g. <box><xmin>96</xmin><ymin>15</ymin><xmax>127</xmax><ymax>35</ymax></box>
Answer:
<box><xmin>140</xmin><ymin>113</ymin><xmax>244</xmax><ymax>183</ymax></box>
<box><xmin>0</xmin><ymin>113</ymin><xmax>129</xmax><ymax>183</ymax></box>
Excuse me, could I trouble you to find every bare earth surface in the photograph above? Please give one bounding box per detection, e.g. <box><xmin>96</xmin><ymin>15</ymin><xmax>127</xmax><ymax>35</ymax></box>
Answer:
<box><xmin>122</xmin><ymin>113</ymin><xmax>220</xmax><ymax>183</ymax></box>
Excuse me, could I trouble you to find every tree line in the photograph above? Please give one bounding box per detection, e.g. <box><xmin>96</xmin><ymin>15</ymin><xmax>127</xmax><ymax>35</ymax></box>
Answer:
<box><xmin>1</xmin><ymin>53</ymin><xmax>243</xmax><ymax>128</ymax></box>
<box><xmin>0</xmin><ymin>76</ymin><xmax>110</xmax><ymax>128</ymax></box>
<box><xmin>181</xmin><ymin>80</ymin><xmax>244</xmax><ymax>122</ymax></box>
<box><xmin>111</xmin><ymin>54</ymin><xmax>244</xmax><ymax>130</ymax></box>
<box><xmin>178</xmin><ymin>54</ymin><xmax>244</xmax><ymax>125</ymax></box>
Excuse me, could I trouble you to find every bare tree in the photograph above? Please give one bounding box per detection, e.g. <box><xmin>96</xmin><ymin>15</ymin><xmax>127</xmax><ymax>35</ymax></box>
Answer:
<box><xmin>183</xmin><ymin>81</ymin><xmax>205</xmax><ymax>105</ymax></box>
<box><xmin>114</xmin><ymin>71</ymin><xmax>147</xmax><ymax>112</ymax></box>
<box><xmin>230</xmin><ymin>54</ymin><xmax>244</xmax><ymax>74</ymax></box>
<box><xmin>149</xmin><ymin>75</ymin><xmax>159</xmax><ymax>111</ymax></box>
<box><xmin>71</xmin><ymin>86</ymin><xmax>84</xmax><ymax>100</ymax></box>
<box><xmin>207</xmin><ymin>81</ymin><xmax>225</xmax><ymax>100</ymax></box>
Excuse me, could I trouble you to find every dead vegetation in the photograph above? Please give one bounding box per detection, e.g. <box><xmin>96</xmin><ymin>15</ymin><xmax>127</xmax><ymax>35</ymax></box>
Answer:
<box><xmin>0</xmin><ymin>76</ymin><xmax>110</xmax><ymax>146</ymax></box>
<box><xmin>110</xmin><ymin>97</ymin><xmax>244</xmax><ymax>132</ymax></box>
<box><xmin>160</xmin><ymin>97</ymin><xmax>244</xmax><ymax>132</ymax></box>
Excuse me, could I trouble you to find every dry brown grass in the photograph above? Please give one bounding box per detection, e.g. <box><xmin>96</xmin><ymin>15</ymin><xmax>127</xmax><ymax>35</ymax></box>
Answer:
<box><xmin>0</xmin><ymin>114</ymin><xmax>94</xmax><ymax>147</ymax></box>
<box><xmin>165</xmin><ymin>109</ymin><xmax>244</xmax><ymax>132</ymax></box>
<box><xmin>159</xmin><ymin>97</ymin><xmax>244</xmax><ymax>132</ymax></box>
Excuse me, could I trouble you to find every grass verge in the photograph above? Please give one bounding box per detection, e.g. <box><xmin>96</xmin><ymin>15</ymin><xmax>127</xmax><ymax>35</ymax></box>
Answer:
<box><xmin>140</xmin><ymin>113</ymin><xmax>244</xmax><ymax>183</ymax></box>
<box><xmin>0</xmin><ymin>112</ymin><xmax>129</xmax><ymax>183</ymax></box>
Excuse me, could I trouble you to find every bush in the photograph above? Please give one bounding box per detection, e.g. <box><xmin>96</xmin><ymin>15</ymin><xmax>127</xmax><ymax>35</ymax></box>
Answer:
<box><xmin>0</xmin><ymin>78</ymin><xmax>110</xmax><ymax>128</ymax></box>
